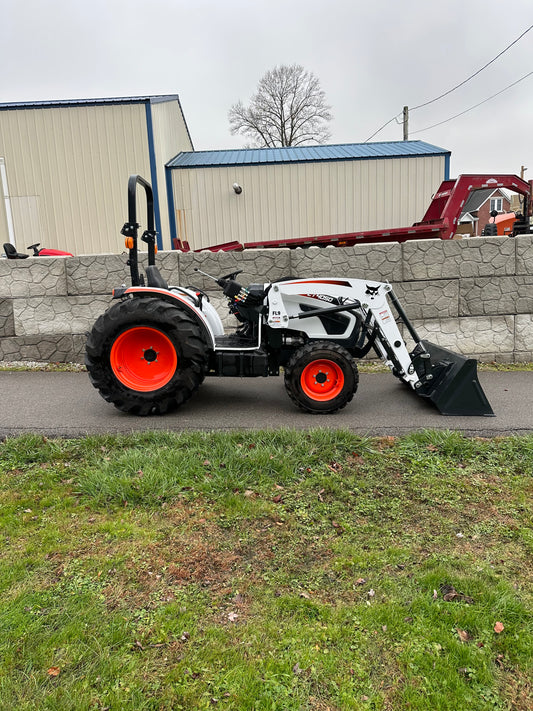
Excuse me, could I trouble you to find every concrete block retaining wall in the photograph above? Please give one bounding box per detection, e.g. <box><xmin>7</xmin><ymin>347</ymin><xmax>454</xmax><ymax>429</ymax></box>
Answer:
<box><xmin>0</xmin><ymin>234</ymin><xmax>532</xmax><ymax>363</ymax></box>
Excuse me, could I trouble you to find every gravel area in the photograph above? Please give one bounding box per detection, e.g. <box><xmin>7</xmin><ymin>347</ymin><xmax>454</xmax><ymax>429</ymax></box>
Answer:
<box><xmin>0</xmin><ymin>361</ymin><xmax>86</xmax><ymax>371</ymax></box>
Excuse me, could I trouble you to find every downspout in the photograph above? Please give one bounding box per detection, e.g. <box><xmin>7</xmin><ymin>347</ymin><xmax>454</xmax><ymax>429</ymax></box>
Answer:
<box><xmin>0</xmin><ymin>158</ymin><xmax>16</xmax><ymax>246</ymax></box>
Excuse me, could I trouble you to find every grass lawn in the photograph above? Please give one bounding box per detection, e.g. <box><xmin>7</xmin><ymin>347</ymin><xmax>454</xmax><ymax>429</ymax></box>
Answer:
<box><xmin>0</xmin><ymin>429</ymin><xmax>531</xmax><ymax>710</ymax></box>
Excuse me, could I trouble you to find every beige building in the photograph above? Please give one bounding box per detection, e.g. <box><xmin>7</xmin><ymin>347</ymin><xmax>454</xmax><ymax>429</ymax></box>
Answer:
<box><xmin>1</xmin><ymin>97</ymin><xmax>450</xmax><ymax>255</ymax></box>
<box><xmin>166</xmin><ymin>142</ymin><xmax>451</xmax><ymax>251</ymax></box>
<box><xmin>0</xmin><ymin>95</ymin><xmax>192</xmax><ymax>255</ymax></box>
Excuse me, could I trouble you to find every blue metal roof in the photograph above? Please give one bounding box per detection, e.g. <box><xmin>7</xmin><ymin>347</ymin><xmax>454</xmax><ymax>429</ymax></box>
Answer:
<box><xmin>0</xmin><ymin>95</ymin><xmax>181</xmax><ymax>111</ymax></box>
<box><xmin>167</xmin><ymin>140</ymin><xmax>449</xmax><ymax>168</ymax></box>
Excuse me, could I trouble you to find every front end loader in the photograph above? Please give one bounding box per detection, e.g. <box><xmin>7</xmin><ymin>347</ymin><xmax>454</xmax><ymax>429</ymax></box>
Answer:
<box><xmin>85</xmin><ymin>175</ymin><xmax>494</xmax><ymax>417</ymax></box>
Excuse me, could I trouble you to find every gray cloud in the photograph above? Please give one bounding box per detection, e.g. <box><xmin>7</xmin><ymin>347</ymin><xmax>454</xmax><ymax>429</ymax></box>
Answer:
<box><xmin>2</xmin><ymin>0</ymin><xmax>532</xmax><ymax>177</ymax></box>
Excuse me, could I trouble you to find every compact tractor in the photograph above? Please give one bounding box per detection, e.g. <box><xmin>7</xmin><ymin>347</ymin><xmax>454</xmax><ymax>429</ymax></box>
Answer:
<box><xmin>86</xmin><ymin>176</ymin><xmax>494</xmax><ymax>417</ymax></box>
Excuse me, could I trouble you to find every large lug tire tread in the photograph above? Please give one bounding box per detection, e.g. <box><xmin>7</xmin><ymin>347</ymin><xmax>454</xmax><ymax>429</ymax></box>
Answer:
<box><xmin>284</xmin><ymin>341</ymin><xmax>359</xmax><ymax>414</ymax></box>
<box><xmin>85</xmin><ymin>297</ymin><xmax>209</xmax><ymax>415</ymax></box>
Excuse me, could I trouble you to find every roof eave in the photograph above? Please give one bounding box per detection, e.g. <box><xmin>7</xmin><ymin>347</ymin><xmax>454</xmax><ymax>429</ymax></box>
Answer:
<box><xmin>0</xmin><ymin>95</ymin><xmax>181</xmax><ymax>111</ymax></box>
<box><xmin>167</xmin><ymin>141</ymin><xmax>451</xmax><ymax>169</ymax></box>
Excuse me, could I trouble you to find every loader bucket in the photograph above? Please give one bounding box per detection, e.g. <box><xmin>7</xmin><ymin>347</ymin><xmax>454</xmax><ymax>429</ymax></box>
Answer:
<box><xmin>415</xmin><ymin>341</ymin><xmax>494</xmax><ymax>417</ymax></box>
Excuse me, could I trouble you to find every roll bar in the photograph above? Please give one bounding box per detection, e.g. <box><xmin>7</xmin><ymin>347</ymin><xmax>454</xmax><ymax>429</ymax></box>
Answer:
<box><xmin>120</xmin><ymin>174</ymin><xmax>157</xmax><ymax>287</ymax></box>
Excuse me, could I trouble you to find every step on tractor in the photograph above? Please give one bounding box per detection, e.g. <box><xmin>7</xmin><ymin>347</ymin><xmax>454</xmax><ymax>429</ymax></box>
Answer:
<box><xmin>85</xmin><ymin>176</ymin><xmax>494</xmax><ymax>418</ymax></box>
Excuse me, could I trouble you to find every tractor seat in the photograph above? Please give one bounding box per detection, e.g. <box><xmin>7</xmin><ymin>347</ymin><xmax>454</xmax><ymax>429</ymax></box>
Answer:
<box><xmin>145</xmin><ymin>265</ymin><xmax>169</xmax><ymax>289</ymax></box>
<box><xmin>3</xmin><ymin>243</ymin><xmax>29</xmax><ymax>259</ymax></box>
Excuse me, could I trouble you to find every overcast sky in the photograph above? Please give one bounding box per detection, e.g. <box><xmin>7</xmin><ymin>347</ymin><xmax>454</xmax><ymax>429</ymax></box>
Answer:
<box><xmin>2</xmin><ymin>0</ymin><xmax>532</xmax><ymax>178</ymax></box>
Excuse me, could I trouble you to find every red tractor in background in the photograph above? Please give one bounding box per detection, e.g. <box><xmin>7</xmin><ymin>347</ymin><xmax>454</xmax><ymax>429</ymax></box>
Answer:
<box><xmin>3</xmin><ymin>242</ymin><xmax>73</xmax><ymax>259</ymax></box>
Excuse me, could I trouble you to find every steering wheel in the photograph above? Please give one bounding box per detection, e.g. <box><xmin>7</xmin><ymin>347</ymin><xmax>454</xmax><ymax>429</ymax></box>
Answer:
<box><xmin>27</xmin><ymin>243</ymin><xmax>41</xmax><ymax>255</ymax></box>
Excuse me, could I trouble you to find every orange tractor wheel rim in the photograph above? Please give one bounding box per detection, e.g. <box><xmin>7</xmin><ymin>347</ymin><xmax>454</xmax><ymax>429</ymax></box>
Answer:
<box><xmin>110</xmin><ymin>327</ymin><xmax>177</xmax><ymax>392</ymax></box>
<box><xmin>300</xmin><ymin>359</ymin><xmax>344</xmax><ymax>401</ymax></box>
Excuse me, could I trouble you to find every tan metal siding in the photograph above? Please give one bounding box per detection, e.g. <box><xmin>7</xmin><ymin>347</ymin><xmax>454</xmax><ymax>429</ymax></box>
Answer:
<box><xmin>170</xmin><ymin>156</ymin><xmax>445</xmax><ymax>250</ymax></box>
<box><xmin>0</xmin><ymin>104</ymin><xmax>151</xmax><ymax>254</ymax></box>
<box><xmin>149</xmin><ymin>99</ymin><xmax>193</xmax><ymax>247</ymax></box>
<box><xmin>0</xmin><ymin>159</ymin><xmax>9</xmax><ymax>243</ymax></box>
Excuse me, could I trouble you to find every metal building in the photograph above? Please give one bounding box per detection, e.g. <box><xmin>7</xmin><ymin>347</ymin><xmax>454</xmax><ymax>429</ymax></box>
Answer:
<box><xmin>0</xmin><ymin>95</ymin><xmax>192</xmax><ymax>255</ymax></box>
<box><xmin>166</xmin><ymin>141</ymin><xmax>451</xmax><ymax>251</ymax></box>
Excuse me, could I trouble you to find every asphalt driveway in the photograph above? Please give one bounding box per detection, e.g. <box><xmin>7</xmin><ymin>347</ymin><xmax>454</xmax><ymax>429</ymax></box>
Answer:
<box><xmin>0</xmin><ymin>370</ymin><xmax>532</xmax><ymax>438</ymax></box>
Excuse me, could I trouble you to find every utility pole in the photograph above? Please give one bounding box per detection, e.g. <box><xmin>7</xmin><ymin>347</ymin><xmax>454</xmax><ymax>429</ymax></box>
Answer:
<box><xmin>520</xmin><ymin>165</ymin><xmax>527</xmax><ymax>179</ymax></box>
<box><xmin>403</xmin><ymin>106</ymin><xmax>409</xmax><ymax>141</ymax></box>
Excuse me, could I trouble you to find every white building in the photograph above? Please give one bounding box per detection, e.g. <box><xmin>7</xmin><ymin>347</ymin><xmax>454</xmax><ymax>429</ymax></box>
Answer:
<box><xmin>166</xmin><ymin>141</ymin><xmax>450</xmax><ymax>251</ymax></box>
<box><xmin>0</xmin><ymin>95</ymin><xmax>192</xmax><ymax>255</ymax></box>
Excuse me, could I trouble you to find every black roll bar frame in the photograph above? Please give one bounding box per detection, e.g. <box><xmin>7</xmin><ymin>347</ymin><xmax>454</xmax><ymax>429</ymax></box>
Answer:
<box><xmin>120</xmin><ymin>175</ymin><xmax>157</xmax><ymax>287</ymax></box>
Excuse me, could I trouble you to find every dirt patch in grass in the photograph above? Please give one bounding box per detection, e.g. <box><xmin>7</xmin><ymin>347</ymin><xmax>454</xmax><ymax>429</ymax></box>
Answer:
<box><xmin>503</xmin><ymin>672</ymin><xmax>533</xmax><ymax>711</ymax></box>
<box><xmin>166</xmin><ymin>539</ymin><xmax>242</xmax><ymax>587</ymax></box>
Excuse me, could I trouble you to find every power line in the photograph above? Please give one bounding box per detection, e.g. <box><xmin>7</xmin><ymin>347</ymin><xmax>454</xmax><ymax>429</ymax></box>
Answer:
<box><xmin>364</xmin><ymin>114</ymin><xmax>401</xmax><ymax>142</ymax></box>
<box><xmin>364</xmin><ymin>23</ymin><xmax>533</xmax><ymax>142</ymax></box>
<box><xmin>411</xmin><ymin>24</ymin><xmax>533</xmax><ymax>111</ymax></box>
<box><xmin>410</xmin><ymin>71</ymin><xmax>533</xmax><ymax>135</ymax></box>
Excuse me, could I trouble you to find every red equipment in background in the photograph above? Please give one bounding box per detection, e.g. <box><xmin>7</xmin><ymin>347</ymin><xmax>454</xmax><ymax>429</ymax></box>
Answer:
<box><xmin>27</xmin><ymin>242</ymin><xmax>74</xmax><ymax>257</ymax></box>
<box><xmin>3</xmin><ymin>242</ymin><xmax>73</xmax><ymax>259</ymax></box>
<box><xmin>191</xmin><ymin>174</ymin><xmax>532</xmax><ymax>252</ymax></box>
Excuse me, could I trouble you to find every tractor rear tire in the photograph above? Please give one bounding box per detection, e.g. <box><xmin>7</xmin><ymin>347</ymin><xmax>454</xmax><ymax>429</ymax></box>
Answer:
<box><xmin>85</xmin><ymin>297</ymin><xmax>209</xmax><ymax>415</ymax></box>
<box><xmin>284</xmin><ymin>341</ymin><xmax>358</xmax><ymax>414</ymax></box>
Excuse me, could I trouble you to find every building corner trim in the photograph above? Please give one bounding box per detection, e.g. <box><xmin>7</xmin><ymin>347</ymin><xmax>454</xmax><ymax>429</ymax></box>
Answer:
<box><xmin>166</xmin><ymin>168</ymin><xmax>178</xmax><ymax>248</ymax></box>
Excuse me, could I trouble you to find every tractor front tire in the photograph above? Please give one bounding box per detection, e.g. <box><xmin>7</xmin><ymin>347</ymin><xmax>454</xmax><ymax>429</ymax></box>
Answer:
<box><xmin>85</xmin><ymin>297</ymin><xmax>209</xmax><ymax>415</ymax></box>
<box><xmin>284</xmin><ymin>342</ymin><xmax>358</xmax><ymax>414</ymax></box>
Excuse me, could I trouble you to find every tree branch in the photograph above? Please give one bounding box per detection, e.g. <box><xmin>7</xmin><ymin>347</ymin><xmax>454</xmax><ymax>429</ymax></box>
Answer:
<box><xmin>228</xmin><ymin>64</ymin><xmax>332</xmax><ymax>147</ymax></box>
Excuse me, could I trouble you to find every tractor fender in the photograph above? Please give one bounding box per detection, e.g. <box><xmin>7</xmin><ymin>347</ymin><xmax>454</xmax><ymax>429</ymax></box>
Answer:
<box><xmin>114</xmin><ymin>286</ymin><xmax>218</xmax><ymax>350</ymax></box>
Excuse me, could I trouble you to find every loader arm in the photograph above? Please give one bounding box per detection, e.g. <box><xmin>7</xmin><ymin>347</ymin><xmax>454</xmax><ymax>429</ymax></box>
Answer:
<box><xmin>268</xmin><ymin>278</ymin><xmax>418</xmax><ymax>383</ymax></box>
<box><xmin>267</xmin><ymin>278</ymin><xmax>493</xmax><ymax>416</ymax></box>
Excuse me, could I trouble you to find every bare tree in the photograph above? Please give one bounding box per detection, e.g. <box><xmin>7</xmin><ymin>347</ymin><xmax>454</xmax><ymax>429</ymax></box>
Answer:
<box><xmin>229</xmin><ymin>64</ymin><xmax>332</xmax><ymax>148</ymax></box>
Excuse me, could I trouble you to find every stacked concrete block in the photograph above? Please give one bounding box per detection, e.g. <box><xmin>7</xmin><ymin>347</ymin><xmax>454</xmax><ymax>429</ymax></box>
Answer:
<box><xmin>0</xmin><ymin>299</ymin><xmax>15</xmax><ymax>338</ymax></box>
<box><xmin>175</xmin><ymin>249</ymin><xmax>292</xmax><ymax>291</ymax></box>
<box><xmin>517</xmin><ymin>236</ymin><xmax>533</xmax><ymax>273</ymax></box>
<box><xmin>12</xmin><ymin>295</ymin><xmax>111</xmax><ymax>336</ymax></box>
<box><xmin>391</xmin><ymin>280</ymin><xmax>458</xmax><ymax>320</ymax></box>
<box><xmin>412</xmin><ymin>316</ymin><xmax>516</xmax><ymax>362</ymax></box>
<box><xmin>0</xmin><ymin>233</ymin><xmax>532</xmax><ymax>363</ymax></box>
<box><xmin>66</xmin><ymin>254</ymin><xmax>130</xmax><ymax>295</ymax></box>
<box><xmin>0</xmin><ymin>256</ymin><xmax>110</xmax><ymax>363</ymax></box>
<box><xmin>516</xmin><ymin>315</ymin><xmax>533</xmax><ymax>360</ymax></box>
<box><xmin>289</xmin><ymin>243</ymin><xmax>403</xmax><ymax>283</ymax></box>
<box><xmin>400</xmin><ymin>235</ymin><xmax>532</xmax><ymax>361</ymax></box>
<box><xmin>459</xmin><ymin>276</ymin><xmax>533</xmax><ymax>317</ymax></box>
<box><xmin>0</xmin><ymin>258</ymin><xmax>68</xmax><ymax>298</ymax></box>
<box><xmin>0</xmin><ymin>333</ymin><xmax>85</xmax><ymax>363</ymax></box>
<box><xmin>402</xmin><ymin>237</ymin><xmax>516</xmax><ymax>280</ymax></box>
